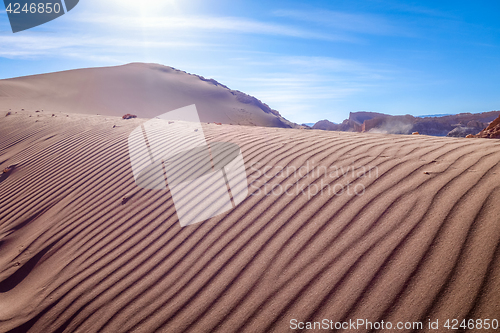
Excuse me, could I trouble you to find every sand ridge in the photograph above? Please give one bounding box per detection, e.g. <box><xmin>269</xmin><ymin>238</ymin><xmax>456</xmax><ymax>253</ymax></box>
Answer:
<box><xmin>1</xmin><ymin>110</ymin><xmax>500</xmax><ymax>332</ymax></box>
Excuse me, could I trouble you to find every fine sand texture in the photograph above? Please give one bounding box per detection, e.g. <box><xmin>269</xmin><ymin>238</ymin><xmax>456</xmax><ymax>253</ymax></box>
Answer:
<box><xmin>1</xmin><ymin>110</ymin><xmax>500</xmax><ymax>332</ymax></box>
<box><xmin>0</xmin><ymin>63</ymin><xmax>294</xmax><ymax>128</ymax></box>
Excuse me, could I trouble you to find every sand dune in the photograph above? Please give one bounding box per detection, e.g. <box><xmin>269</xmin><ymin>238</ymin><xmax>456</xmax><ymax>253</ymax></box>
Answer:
<box><xmin>0</xmin><ymin>63</ymin><xmax>295</xmax><ymax>128</ymax></box>
<box><xmin>1</xmin><ymin>110</ymin><xmax>500</xmax><ymax>332</ymax></box>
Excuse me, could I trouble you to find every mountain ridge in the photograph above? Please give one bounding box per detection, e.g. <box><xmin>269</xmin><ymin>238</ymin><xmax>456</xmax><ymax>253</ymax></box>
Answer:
<box><xmin>312</xmin><ymin>110</ymin><xmax>500</xmax><ymax>137</ymax></box>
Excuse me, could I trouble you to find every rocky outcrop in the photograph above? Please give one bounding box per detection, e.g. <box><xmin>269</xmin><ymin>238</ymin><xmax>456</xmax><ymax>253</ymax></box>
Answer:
<box><xmin>447</xmin><ymin>126</ymin><xmax>481</xmax><ymax>137</ymax></box>
<box><xmin>470</xmin><ymin>115</ymin><xmax>500</xmax><ymax>138</ymax></box>
<box><xmin>312</xmin><ymin>118</ymin><xmax>363</xmax><ymax>132</ymax></box>
<box><xmin>343</xmin><ymin>118</ymin><xmax>363</xmax><ymax>132</ymax></box>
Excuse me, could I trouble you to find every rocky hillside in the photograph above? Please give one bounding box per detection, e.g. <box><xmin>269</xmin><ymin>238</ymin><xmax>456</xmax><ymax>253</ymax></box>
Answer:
<box><xmin>470</xmin><ymin>115</ymin><xmax>500</xmax><ymax>138</ymax></box>
<box><xmin>312</xmin><ymin>111</ymin><xmax>500</xmax><ymax>137</ymax></box>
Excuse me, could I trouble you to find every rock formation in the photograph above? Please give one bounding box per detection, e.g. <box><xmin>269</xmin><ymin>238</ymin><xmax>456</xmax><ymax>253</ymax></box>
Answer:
<box><xmin>470</xmin><ymin>115</ymin><xmax>500</xmax><ymax>138</ymax></box>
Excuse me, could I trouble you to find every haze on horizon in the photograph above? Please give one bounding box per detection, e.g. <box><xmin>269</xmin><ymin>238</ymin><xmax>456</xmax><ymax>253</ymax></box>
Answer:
<box><xmin>1</xmin><ymin>0</ymin><xmax>499</xmax><ymax>124</ymax></box>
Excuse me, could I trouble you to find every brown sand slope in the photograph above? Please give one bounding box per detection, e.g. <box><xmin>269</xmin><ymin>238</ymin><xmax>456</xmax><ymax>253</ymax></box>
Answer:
<box><xmin>1</xmin><ymin>110</ymin><xmax>500</xmax><ymax>332</ymax></box>
<box><xmin>0</xmin><ymin>63</ymin><xmax>294</xmax><ymax>128</ymax></box>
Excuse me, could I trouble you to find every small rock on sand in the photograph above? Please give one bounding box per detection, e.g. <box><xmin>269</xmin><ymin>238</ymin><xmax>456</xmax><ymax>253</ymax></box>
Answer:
<box><xmin>122</xmin><ymin>114</ymin><xmax>137</xmax><ymax>119</ymax></box>
<box><xmin>3</xmin><ymin>165</ymin><xmax>15</xmax><ymax>174</ymax></box>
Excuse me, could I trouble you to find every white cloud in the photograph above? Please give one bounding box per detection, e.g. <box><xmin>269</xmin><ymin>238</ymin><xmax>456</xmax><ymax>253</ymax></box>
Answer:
<box><xmin>72</xmin><ymin>13</ymin><xmax>357</xmax><ymax>42</ymax></box>
<box><xmin>375</xmin><ymin>0</ymin><xmax>456</xmax><ymax>18</ymax></box>
<box><xmin>273</xmin><ymin>9</ymin><xmax>407</xmax><ymax>36</ymax></box>
<box><xmin>0</xmin><ymin>33</ymin><xmax>211</xmax><ymax>58</ymax></box>
<box><xmin>211</xmin><ymin>54</ymin><xmax>398</xmax><ymax>122</ymax></box>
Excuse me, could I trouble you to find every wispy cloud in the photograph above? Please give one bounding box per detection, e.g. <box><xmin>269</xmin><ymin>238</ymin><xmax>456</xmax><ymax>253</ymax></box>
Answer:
<box><xmin>373</xmin><ymin>0</ymin><xmax>456</xmax><ymax>18</ymax></box>
<box><xmin>278</xmin><ymin>56</ymin><xmax>394</xmax><ymax>79</ymax></box>
<box><xmin>213</xmin><ymin>55</ymin><xmax>398</xmax><ymax>122</ymax></box>
<box><xmin>73</xmin><ymin>13</ymin><xmax>358</xmax><ymax>42</ymax></box>
<box><xmin>273</xmin><ymin>9</ymin><xmax>408</xmax><ymax>36</ymax></box>
<box><xmin>0</xmin><ymin>34</ymin><xmax>210</xmax><ymax>58</ymax></box>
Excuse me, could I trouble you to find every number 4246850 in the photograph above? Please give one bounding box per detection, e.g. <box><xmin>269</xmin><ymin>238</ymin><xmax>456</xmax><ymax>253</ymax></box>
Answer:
<box><xmin>5</xmin><ymin>3</ymin><xmax>62</xmax><ymax>14</ymax></box>
<box><xmin>444</xmin><ymin>318</ymin><xmax>498</xmax><ymax>330</ymax></box>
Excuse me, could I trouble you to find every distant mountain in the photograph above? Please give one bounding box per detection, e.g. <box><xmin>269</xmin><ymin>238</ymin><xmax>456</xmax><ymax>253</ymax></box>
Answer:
<box><xmin>311</xmin><ymin>120</ymin><xmax>342</xmax><ymax>131</ymax></box>
<box><xmin>416</xmin><ymin>114</ymin><xmax>454</xmax><ymax>118</ymax></box>
<box><xmin>312</xmin><ymin>111</ymin><xmax>500</xmax><ymax>137</ymax></box>
<box><xmin>0</xmin><ymin>63</ymin><xmax>297</xmax><ymax>128</ymax></box>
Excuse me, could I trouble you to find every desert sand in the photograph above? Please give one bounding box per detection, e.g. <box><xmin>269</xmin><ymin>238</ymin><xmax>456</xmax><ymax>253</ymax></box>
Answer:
<box><xmin>0</xmin><ymin>63</ymin><xmax>295</xmax><ymax>128</ymax></box>
<box><xmin>1</xmin><ymin>109</ymin><xmax>500</xmax><ymax>332</ymax></box>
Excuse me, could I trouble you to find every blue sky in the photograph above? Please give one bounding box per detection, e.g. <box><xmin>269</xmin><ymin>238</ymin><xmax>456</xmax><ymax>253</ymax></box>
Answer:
<box><xmin>1</xmin><ymin>0</ymin><xmax>499</xmax><ymax>123</ymax></box>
